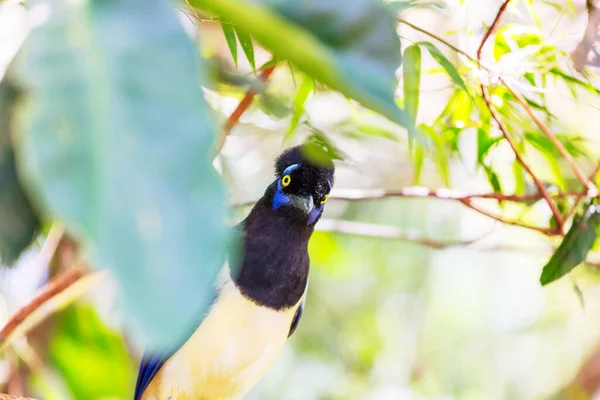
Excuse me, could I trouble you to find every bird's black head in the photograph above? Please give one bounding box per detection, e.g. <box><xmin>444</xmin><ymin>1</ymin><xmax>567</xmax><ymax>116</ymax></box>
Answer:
<box><xmin>266</xmin><ymin>145</ymin><xmax>335</xmax><ymax>226</ymax></box>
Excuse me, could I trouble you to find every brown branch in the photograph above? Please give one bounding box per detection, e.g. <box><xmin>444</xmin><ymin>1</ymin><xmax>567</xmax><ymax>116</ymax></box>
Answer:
<box><xmin>501</xmin><ymin>79</ymin><xmax>596</xmax><ymax>193</ymax></box>
<box><xmin>0</xmin><ymin>265</ymin><xmax>87</xmax><ymax>350</ymax></box>
<box><xmin>476</xmin><ymin>0</ymin><xmax>513</xmax><ymax>61</ymax></box>
<box><xmin>215</xmin><ymin>63</ymin><xmax>277</xmax><ymax>154</ymax></box>
<box><xmin>477</xmin><ymin>0</ymin><xmax>564</xmax><ymax>231</ymax></box>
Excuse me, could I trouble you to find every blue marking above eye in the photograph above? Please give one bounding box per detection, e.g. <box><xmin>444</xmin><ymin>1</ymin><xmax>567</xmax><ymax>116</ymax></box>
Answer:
<box><xmin>283</xmin><ymin>164</ymin><xmax>299</xmax><ymax>175</ymax></box>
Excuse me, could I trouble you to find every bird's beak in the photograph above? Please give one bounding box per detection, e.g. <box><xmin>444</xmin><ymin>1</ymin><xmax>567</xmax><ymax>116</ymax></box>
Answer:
<box><xmin>290</xmin><ymin>194</ymin><xmax>314</xmax><ymax>214</ymax></box>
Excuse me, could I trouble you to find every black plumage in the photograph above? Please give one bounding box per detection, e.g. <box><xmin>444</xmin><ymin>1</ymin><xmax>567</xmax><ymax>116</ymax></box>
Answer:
<box><xmin>232</xmin><ymin>145</ymin><xmax>335</xmax><ymax>309</ymax></box>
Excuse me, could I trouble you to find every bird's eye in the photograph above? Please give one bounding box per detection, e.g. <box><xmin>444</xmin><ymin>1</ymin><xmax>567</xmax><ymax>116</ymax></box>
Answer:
<box><xmin>321</xmin><ymin>194</ymin><xmax>329</xmax><ymax>205</ymax></box>
<box><xmin>281</xmin><ymin>175</ymin><xmax>291</xmax><ymax>187</ymax></box>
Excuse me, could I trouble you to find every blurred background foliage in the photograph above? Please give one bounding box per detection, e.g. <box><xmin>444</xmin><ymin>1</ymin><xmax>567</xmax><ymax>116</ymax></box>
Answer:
<box><xmin>2</xmin><ymin>0</ymin><xmax>600</xmax><ymax>399</ymax></box>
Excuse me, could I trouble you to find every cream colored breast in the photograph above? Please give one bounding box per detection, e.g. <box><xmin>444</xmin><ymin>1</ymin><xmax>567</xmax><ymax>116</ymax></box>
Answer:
<box><xmin>142</xmin><ymin>266</ymin><xmax>304</xmax><ymax>400</ymax></box>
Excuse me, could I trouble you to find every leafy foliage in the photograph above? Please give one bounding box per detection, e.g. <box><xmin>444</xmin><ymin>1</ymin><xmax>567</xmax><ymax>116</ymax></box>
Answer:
<box><xmin>194</xmin><ymin>0</ymin><xmax>417</xmax><ymax>136</ymax></box>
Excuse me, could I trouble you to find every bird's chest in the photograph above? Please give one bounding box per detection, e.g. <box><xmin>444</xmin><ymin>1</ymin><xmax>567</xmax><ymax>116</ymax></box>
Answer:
<box><xmin>145</xmin><ymin>281</ymin><xmax>301</xmax><ymax>400</ymax></box>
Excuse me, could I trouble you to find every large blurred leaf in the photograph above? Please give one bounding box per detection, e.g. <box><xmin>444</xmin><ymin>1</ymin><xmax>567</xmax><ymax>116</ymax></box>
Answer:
<box><xmin>49</xmin><ymin>304</ymin><xmax>136</xmax><ymax>400</ymax></box>
<box><xmin>540</xmin><ymin>204</ymin><xmax>600</xmax><ymax>286</ymax></box>
<box><xmin>193</xmin><ymin>0</ymin><xmax>417</xmax><ymax>137</ymax></box>
<box><xmin>0</xmin><ymin>78</ymin><xmax>39</xmax><ymax>265</ymax></box>
<box><xmin>13</xmin><ymin>0</ymin><xmax>229</xmax><ymax>346</ymax></box>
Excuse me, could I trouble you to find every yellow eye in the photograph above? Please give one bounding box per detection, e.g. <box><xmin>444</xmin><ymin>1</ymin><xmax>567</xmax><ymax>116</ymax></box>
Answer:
<box><xmin>282</xmin><ymin>175</ymin><xmax>291</xmax><ymax>187</ymax></box>
<box><xmin>321</xmin><ymin>194</ymin><xmax>329</xmax><ymax>205</ymax></box>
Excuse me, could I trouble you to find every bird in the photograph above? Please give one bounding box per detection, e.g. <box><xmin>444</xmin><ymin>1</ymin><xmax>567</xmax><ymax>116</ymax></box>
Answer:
<box><xmin>134</xmin><ymin>145</ymin><xmax>335</xmax><ymax>400</ymax></box>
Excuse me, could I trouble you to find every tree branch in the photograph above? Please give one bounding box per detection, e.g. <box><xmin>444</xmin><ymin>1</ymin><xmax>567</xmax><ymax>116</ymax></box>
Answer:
<box><xmin>0</xmin><ymin>265</ymin><xmax>85</xmax><ymax>350</ymax></box>
<box><xmin>317</xmin><ymin>218</ymin><xmax>484</xmax><ymax>248</ymax></box>
<box><xmin>215</xmin><ymin>63</ymin><xmax>277</xmax><ymax>154</ymax></box>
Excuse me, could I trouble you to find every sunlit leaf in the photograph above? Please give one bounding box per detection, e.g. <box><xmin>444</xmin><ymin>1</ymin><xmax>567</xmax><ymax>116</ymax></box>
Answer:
<box><xmin>493</xmin><ymin>24</ymin><xmax>541</xmax><ymax>61</ymax></box>
<box><xmin>221</xmin><ymin>22</ymin><xmax>238</xmax><ymax>68</ymax></box>
<box><xmin>540</xmin><ymin>203</ymin><xmax>600</xmax><ymax>285</ymax></box>
<box><xmin>513</xmin><ymin>161</ymin><xmax>527</xmax><ymax>195</ymax></box>
<box><xmin>403</xmin><ymin>44</ymin><xmax>421</xmax><ymax>127</ymax></box>
<box><xmin>235</xmin><ymin>26</ymin><xmax>256</xmax><ymax>71</ymax></box>
<box><xmin>0</xmin><ymin>77</ymin><xmax>39</xmax><ymax>265</ymax></box>
<box><xmin>550</xmin><ymin>67</ymin><xmax>600</xmax><ymax>95</ymax></box>
<box><xmin>417</xmin><ymin>42</ymin><xmax>470</xmax><ymax>96</ymax></box>
<box><xmin>13</xmin><ymin>0</ymin><xmax>229</xmax><ymax>346</ymax></box>
<box><xmin>484</xmin><ymin>165</ymin><xmax>502</xmax><ymax>194</ymax></box>
<box><xmin>287</xmin><ymin>75</ymin><xmax>314</xmax><ymax>138</ymax></box>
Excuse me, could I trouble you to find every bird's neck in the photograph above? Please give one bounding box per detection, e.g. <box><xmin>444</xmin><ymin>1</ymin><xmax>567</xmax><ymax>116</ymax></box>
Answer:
<box><xmin>232</xmin><ymin>198</ymin><xmax>313</xmax><ymax>310</ymax></box>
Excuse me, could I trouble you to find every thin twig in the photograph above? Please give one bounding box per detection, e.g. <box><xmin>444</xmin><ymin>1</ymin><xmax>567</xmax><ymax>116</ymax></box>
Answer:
<box><xmin>329</xmin><ymin>187</ymin><xmax>585</xmax><ymax>202</ymax></box>
<box><xmin>477</xmin><ymin>0</ymin><xmax>564</xmax><ymax>231</ymax></box>
<box><xmin>459</xmin><ymin>199</ymin><xmax>558</xmax><ymax>236</ymax></box>
<box><xmin>476</xmin><ymin>0</ymin><xmax>513</xmax><ymax>61</ymax></box>
<box><xmin>317</xmin><ymin>218</ymin><xmax>484</xmax><ymax>248</ymax></box>
<box><xmin>0</xmin><ymin>266</ymin><xmax>86</xmax><ymax>349</ymax></box>
<box><xmin>501</xmin><ymin>79</ymin><xmax>595</xmax><ymax>193</ymax></box>
<box><xmin>215</xmin><ymin>64</ymin><xmax>277</xmax><ymax>154</ymax></box>
<box><xmin>398</xmin><ymin>19</ymin><xmax>486</xmax><ymax>69</ymax></box>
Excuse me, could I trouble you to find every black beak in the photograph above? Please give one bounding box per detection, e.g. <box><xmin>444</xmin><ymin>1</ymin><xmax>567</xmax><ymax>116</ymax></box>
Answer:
<box><xmin>290</xmin><ymin>195</ymin><xmax>314</xmax><ymax>214</ymax></box>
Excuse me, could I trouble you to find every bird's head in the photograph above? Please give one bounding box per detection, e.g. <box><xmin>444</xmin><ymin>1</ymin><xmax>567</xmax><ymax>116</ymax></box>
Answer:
<box><xmin>267</xmin><ymin>145</ymin><xmax>335</xmax><ymax>226</ymax></box>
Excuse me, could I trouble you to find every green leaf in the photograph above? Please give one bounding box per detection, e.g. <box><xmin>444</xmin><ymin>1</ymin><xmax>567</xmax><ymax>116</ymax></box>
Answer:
<box><xmin>484</xmin><ymin>165</ymin><xmax>502</xmax><ymax>193</ymax></box>
<box><xmin>417</xmin><ymin>41</ymin><xmax>470</xmax><ymax>96</ymax></box>
<box><xmin>13</xmin><ymin>0</ymin><xmax>229</xmax><ymax>347</ymax></box>
<box><xmin>549</xmin><ymin>67</ymin><xmax>600</xmax><ymax>95</ymax></box>
<box><xmin>513</xmin><ymin>161</ymin><xmax>527</xmax><ymax>195</ymax></box>
<box><xmin>0</xmin><ymin>78</ymin><xmax>40</xmax><ymax>265</ymax></box>
<box><xmin>234</xmin><ymin>26</ymin><xmax>255</xmax><ymax>71</ymax></box>
<box><xmin>287</xmin><ymin>75</ymin><xmax>314</xmax><ymax>139</ymax></box>
<box><xmin>419</xmin><ymin>124</ymin><xmax>450</xmax><ymax>186</ymax></box>
<box><xmin>221</xmin><ymin>22</ymin><xmax>238</xmax><ymax>68</ymax></box>
<box><xmin>403</xmin><ymin>44</ymin><xmax>421</xmax><ymax>126</ymax></box>
<box><xmin>493</xmin><ymin>24</ymin><xmax>541</xmax><ymax>61</ymax></box>
<box><xmin>412</xmin><ymin>143</ymin><xmax>424</xmax><ymax>184</ymax></box>
<box><xmin>49</xmin><ymin>304</ymin><xmax>136</xmax><ymax>399</ymax></box>
<box><xmin>192</xmin><ymin>0</ymin><xmax>418</xmax><ymax>138</ymax></box>
<box><xmin>540</xmin><ymin>204</ymin><xmax>600</xmax><ymax>285</ymax></box>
